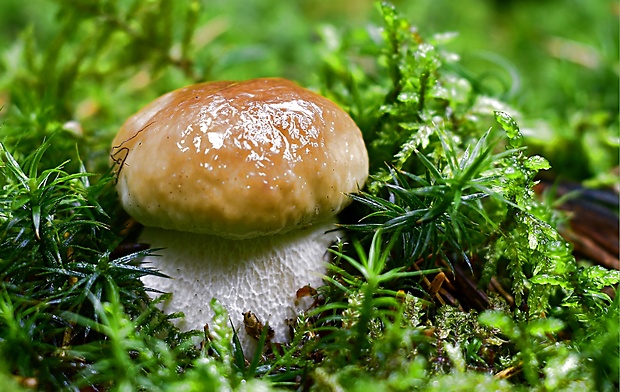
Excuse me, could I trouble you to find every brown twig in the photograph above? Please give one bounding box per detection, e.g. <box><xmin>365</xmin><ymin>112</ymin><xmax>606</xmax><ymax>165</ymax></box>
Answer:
<box><xmin>535</xmin><ymin>179</ymin><xmax>619</xmax><ymax>270</ymax></box>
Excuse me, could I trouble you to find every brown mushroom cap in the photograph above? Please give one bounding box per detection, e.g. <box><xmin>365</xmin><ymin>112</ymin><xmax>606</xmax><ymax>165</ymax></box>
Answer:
<box><xmin>112</xmin><ymin>78</ymin><xmax>368</xmax><ymax>238</ymax></box>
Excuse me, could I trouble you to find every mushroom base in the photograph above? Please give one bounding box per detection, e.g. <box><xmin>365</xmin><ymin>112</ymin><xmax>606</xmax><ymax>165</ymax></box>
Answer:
<box><xmin>139</xmin><ymin>220</ymin><xmax>340</xmax><ymax>353</ymax></box>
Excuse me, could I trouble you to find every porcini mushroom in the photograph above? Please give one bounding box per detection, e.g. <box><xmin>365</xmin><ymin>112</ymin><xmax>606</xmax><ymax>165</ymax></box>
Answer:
<box><xmin>111</xmin><ymin>78</ymin><xmax>368</xmax><ymax>351</ymax></box>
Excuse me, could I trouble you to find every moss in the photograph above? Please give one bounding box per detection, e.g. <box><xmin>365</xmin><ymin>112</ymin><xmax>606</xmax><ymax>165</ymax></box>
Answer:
<box><xmin>0</xmin><ymin>1</ymin><xmax>617</xmax><ymax>390</ymax></box>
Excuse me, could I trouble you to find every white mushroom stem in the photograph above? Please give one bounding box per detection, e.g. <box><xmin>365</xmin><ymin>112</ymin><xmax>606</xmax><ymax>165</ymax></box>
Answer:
<box><xmin>139</xmin><ymin>219</ymin><xmax>340</xmax><ymax>352</ymax></box>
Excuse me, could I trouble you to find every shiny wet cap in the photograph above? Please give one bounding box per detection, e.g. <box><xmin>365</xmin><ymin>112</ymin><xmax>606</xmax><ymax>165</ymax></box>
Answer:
<box><xmin>111</xmin><ymin>78</ymin><xmax>369</xmax><ymax>238</ymax></box>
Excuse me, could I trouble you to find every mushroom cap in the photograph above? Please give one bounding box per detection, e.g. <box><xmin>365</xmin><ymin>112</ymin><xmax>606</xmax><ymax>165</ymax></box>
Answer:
<box><xmin>111</xmin><ymin>78</ymin><xmax>368</xmax><ymax>238</ymax></box>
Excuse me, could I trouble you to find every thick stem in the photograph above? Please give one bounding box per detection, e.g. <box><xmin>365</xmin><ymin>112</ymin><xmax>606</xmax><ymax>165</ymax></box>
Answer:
<box><xmin>139</xmin><ymin>219</ymin><xmax>340</xmax><ymax>352</ymax></box>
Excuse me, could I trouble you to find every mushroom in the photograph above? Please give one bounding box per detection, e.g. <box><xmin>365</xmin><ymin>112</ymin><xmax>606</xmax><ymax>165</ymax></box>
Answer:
<box><xmin>111</xmin><ymin>78</ymin><xmax>368</xmax><ymax>351</ymax></box>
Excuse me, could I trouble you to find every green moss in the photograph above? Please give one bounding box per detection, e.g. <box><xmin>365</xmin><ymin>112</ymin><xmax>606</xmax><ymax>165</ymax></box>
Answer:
<box><xmin>0</xmin><ymin>1</ymin><xmax>617</xmax><ymax>390</ymax></box>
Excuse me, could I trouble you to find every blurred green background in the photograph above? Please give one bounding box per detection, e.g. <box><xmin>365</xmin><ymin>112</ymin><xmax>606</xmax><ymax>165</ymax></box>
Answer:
<box><xmin>0</xmin><ymin>0</ymin><xmax>617</xmax><ymax>182</ymax></box>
